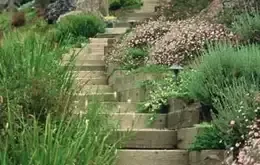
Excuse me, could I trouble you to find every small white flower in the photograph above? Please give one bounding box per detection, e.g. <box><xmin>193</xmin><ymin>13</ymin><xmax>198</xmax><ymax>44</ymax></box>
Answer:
<box><xmin>127</xmin><ymin>99</ymin><xmax>131</xmax><ymax>103</ymax></box>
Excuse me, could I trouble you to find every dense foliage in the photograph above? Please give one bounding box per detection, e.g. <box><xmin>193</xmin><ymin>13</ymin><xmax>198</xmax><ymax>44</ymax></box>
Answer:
<box><xmin>55</xmin><ymin>14</ymin><xmax>105</xmax><ymax>44</ymax></box>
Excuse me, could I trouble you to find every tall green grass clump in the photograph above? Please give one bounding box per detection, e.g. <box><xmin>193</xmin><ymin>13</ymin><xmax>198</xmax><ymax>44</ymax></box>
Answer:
<box><xmin>0</xmin><ymin>31</ymin><xmax>124</xmax><ymax>164</ymax></box>
<box><xmin>0</xmin><ymin>31</ymin><xmax>76</xmax><ymax>125</ymax></box>
<box><xmin>189</xmin><ymin>43</ymin><xmax>260</xmax><ymax>105</ymax></box>
<box><xmin>231</xmin><ymin>11</ymin><xmax>260</xmax><ymax>43</ymax></box>
<box><xmin>0</xmin><ymin>102</ymin><xmax>122</xmax><ymax>165</ymax></box>
<box><xmin>55</xmin><ymin>14</ymin><xmax>105</xmax><ymax>45</ymax></box>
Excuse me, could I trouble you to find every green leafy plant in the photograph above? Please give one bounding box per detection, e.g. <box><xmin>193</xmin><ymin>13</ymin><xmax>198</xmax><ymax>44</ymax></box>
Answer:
<box><xmin>188</xmin><ymin>43</ymin><xmax>260</xmax><ymax>105</ymax></box>
<box><xmin>189</xmin><ymin>123</ymin><xmax>226</xmax><ymax>151</ymax></box>
<box><xmin>121</xmin><ymin>47</ymin><xmax>149</xmax><ymax>70</ymax></box>
<box><xmin>231</xmin><ymin>11</ymin><xmax>260</xmax><ymax>43</ymax></box>
<box><xmin>138</xmin><ymin>69</ymin><xmax>194</xmax><ymax>114</ymax></box>
<box><xmin>109</xmin><ymin>0</ymin><xmax>143</xmax><ymax>10</ymax></box>
<box><xmin>55</xmin><ymin>14</ymin><xmax>105</xmax><ymax>45</ymax></box>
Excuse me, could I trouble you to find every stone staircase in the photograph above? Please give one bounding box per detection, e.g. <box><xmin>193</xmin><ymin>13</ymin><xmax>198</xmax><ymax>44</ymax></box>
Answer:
<box><xmin>61</xmin><ymin>1</ymin><xmax>224</xmax><ymax>164</ymax></box>
<box><xmin>63</xmin><ymin>34</ymin><xmax>202</xmax><ymax>165</ymax></box>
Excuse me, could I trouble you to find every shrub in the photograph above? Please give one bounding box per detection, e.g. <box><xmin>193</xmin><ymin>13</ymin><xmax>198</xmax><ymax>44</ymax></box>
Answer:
<box><xmin>109</xmin><ymin>0</ymin><xmax>142</xmax><ymax>10</ymax></box>
<box><xmin>218</xmin><ymin>0</ymin><xmax>260</xmax><ymax>27</ymax></box>
<box><xmin>156</xmin><ymin>0</ymin><xmax>212</xmax><ymax>21</ymax></box>
<box><xmin>106</xmin><ymin>19</ymin><xmax>172</xmax><ymax>69</ymax></box>
<box><xmin>121</xmin><ymin>47</ymin><xmax>149</xmax><ymax>70</ymax></box>
<box><xmin>0</xmin><ymin>31</ymin><xmax>76</xmax><ymax>125</ymax></box>
<box><xmin>11</xmin><ymin>11</ymin><xmax>26</xmax><ymax>27</ymax></box>
<box><xmin>189</xmin><ymin>123</ymin><xmax>226</xmax><ymax>151</ymax></box>
<box><xmin>127</xmin><ymin>19</ymin><xmax>172</xmax><ymax>48</ymax></box>
<box><xmin>109</xmin><ymin>0</ymin><xmax>121</xmax><ymax>10</ymax></box>
<box><xmin>0</xmin><ymin>102</ymin><xmax>123</xmax><ymax>165</ymax></box>
<box><xmin>149</xmin><ymin>18</ymin><xmax>238</xmax><ymax>66</ymax></box>
<box><xmin>188</xmin><ymin>44</ymin><xmax>260</xmax><ymax>105</ymax></box>
<box><xmin>231</xmin><ymin>11</ymin><xmax>260</xmax><ymax>44</ymax></box>
<box><xmin>120</xmin><ymin>0</ymin><xmax>142</xmax><ymax>8</ymax></box>
<box><xmin>211</xmin><ymin>79</ymin><xmax>260</xmax><ymax>150</ymax></box>
<box><xmin>226</xmin><ymin>118</ymin><xmax>260</xmax><ymax>165</ymax></box>
<box><xmin>138</xmin><ymin>69</ymin><xmax>193</xmax><ymax>114</ymax></box>
<box><xmin>55</xmin><ymin>14</ymin><xmax>105</xmax><ymax>44</ymax></box>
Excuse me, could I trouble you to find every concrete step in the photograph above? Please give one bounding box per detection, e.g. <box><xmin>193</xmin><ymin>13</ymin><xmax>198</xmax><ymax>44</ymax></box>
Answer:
<box><xmin>63</xmin><ymin>48</ymin><xmax>104</xmax><ymax>59</ymax></box>
<box><xmin>100</xmin><ymin>102</ymin><xmax>139</xmax><ymax>113</ymax></box>
<box><xmin>73</xmin><ymin>63</ymin><xmax>105</xmax><ymax>71</ymax></box>
<box><xmin>177</xmin><ymin>127</ymin><xmax>205</xmax><ymax>149</ymax></box>
<box><xmin>117</xmin><ymin>149</ymin><xmax>189</xmax><ymax>165</ymax></box>
<box><xmin>117</xmin><ymin>129</ymin><xmax>177</xmax><ymax>149</ymax></box>
<box><xmin>122</xmin><ymin>12</ymin><xmax>157</xmax><ymax>18</ymax></box>
<box><xmin>89</xmin><ymin>38</ymin><xmax>116</xmax><ymax>44</ymax></box>
<box><xmin>111</xmin><ymin>113</ymin><xmax>167</xmax><ymax>129</ymax></box>
<box><xmin>76</xmin><ymin>77</ymin><xmax>107</xmax><ymax>85</ymax></box>
<box><xmin>96</xmin><ymin>28</ymin><xmax>129</xmax><ymax>38</ymax></box>
<box><xmin>73</xmin><ymin>60</ymin><xmax>105</xmax><ymax>66</ymax></box>
<box><xmin>74</xmin><ymin>71</ymin><xmax>106</xmax><ymax>79</ymax></box>
<box><xmin>142</xmin><ymin>0</ymin><xmax>159</xmax><ymax>3</ymax></box>
<box><xmin>80</xmin><ymin>85</ymin><xmax>113</xmax><ymax>93</ymax></box>
<box><xmin>75</xmin><ymin>93</ymin><xmax>118</xmax><ymax>108</ymax></box>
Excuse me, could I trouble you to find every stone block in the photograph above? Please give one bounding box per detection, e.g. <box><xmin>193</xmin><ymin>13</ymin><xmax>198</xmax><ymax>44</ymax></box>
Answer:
<box><xmin>177</xmin><ymin>127</ymin><xmax>205</xmax><ymax>149</ymax></box>
<box><xmin>189</xmin><ymin>150</ymin><xmax>227</xmax><ymax>165</ymax></box>
<box><xmin>167</xmin><ymin>109</ymin><xmax>200</xmax><ymax>129</ymax></box>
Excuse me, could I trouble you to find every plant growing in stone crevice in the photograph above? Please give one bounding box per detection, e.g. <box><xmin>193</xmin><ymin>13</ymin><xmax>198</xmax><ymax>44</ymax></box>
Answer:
<box><xmin>137</xmin><ymin>69</ymin><xmax>194</xmax><ymax>114</ymax></box>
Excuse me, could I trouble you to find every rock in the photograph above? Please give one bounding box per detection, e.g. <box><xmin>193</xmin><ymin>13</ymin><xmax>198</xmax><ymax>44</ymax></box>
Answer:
<box><xmin>75</xmin><ymin>0</ymin><xmax>108</xmax><ymax>16</ymax></box>
<box><xmin>56</xmin><ymin>10</ymin><xmax>82</xmax><ymax>22</ymax></box>
<box><xmin>44</xmin><ymin>0</ymin><xmax>76</xmax><ymax>24</ymax></box>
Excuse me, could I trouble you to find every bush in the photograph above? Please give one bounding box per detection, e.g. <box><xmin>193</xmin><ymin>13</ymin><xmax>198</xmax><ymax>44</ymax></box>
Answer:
<box><xmin>211</xmin><ymin>79</ymin><xmax>260</xmax><ymax>150</ymax></box>
<box><xmin>189</xmin><ymin>123</ymin><xmax>226</xmax><ymax>151</ymax></box>
<box><xmin>231</xmin><ymin>11</ymin><xmax>260</xmax><ymax>44</ymax></box>
<box><xmin>218</xmin><ymin>0</ymin><xmax>260</xmax><ymax>27</ymax></box>
<box><xmin>138</xmin><ymin>69</ymin><xmax>193</xmax><ymax>114</ymax></box>
<box><xmin>0</xmin><ymin>102</ymin><xmax>123</xmax><ymax>165</ymax></box>
<box><xmin>188</xmin><ymin>44</ymin><xmax>260</xmax><ymax>105</ymax></box>
<box><xmin>120</xmin><ymin>0</ymin><xmax>142</xmax><ymax>8</ymax></box>
<box><xmin>0</xmin><ymin>31</ymin><xmax>76</xmax><ymax>126</ymax></box>
<box><xmin>226</xmin><ymin>118</ymin><xmax>260</xmax><ymax>165</ymax></box>
<box><xmin>106</xmin><ymin>19</ymin><xmax>172</xmax><ymax>69</ymax></box>
<box><xmin>109</xmin><ymin>0</ymin><xmax>142</xmax><ymax>10</ymax></box>
<box><xmin>156</xmin><ymin>0</ymin><xmax>212</xmax><ymax>21</ymax></box>
<box><xmin>121</xmin><ymin>47</ymin><xmax>149</xmax><ymax>70</ymax></box>
<box><xmin>55</xmin><ymin>14</ymin><xmax>105</xmax><ymax>44</ymax></box>
<box><xmin>149</xmin><ymin>18</ymin><xmax>238</xmax><ymax>66</ymax></box>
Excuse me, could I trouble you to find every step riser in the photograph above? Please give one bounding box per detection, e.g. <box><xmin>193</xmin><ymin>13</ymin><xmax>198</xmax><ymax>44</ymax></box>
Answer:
<box><xmin>111</xmin><ymin>113</ymin><xmax>167</xmax><ymax>129</ymax></box>
<box><xmin>89</xmin><ymin>38</ymin><xmax>116</xmax><ymax>45</ymax></box>
<box><xmin>76</xmin><ymin>78</ymin><xmax>107</xmax><ymax>86</ymax></box>
<box><xmin>117</xmin><ymin>130</ymin><xmax>177</xmax><ymax>149</ymax></box>
<box><xmin>80</xmin><ymin>86</ymin><xmax>113</xmax><ymax>93</ymax></box>
<box><xmin>74</xmin><ymin>60</ymin><xmax>105</xmax><ymax>66</ymax></box>
<box><xmin>117</xmin><ymin>150</ymin><xmax>189</xmax><ymax>165</ymax></box>
<box><xmin>99</xmin><ymin>102</ymin><xmax>138</xmax><ymax>113</ymax></box>
<box><xmin>74</xmin><ymin>65</ymin><xmax>105</xmax><ymax>71</ymax></box>
<box><xmin>74</xmin><ymin>71</ymin><xmax>106</xmax><ymax>79</ymax></box>
<box><xmin>64</xmin><ymin>55</ymin><xmax>104</xmax><ymax>61</ymax></box>
<box><xmin>74</xmin><ymin>94</ymin><xmax>118</xmax><ymax>109</ymax></box>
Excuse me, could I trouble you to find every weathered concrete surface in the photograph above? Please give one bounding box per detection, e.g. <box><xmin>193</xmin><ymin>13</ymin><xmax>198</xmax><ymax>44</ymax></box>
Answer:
<box><xmin>117</xmin><ymin>149</ymin><xmax>189</xmax><ymax>165</ymax></box>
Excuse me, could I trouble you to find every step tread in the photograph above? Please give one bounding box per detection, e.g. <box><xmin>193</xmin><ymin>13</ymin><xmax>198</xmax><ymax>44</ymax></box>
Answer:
<box><xmin>117</xmin><ymin>149</ymin><xmax>189</xmax><ymax>165</ymax></box>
